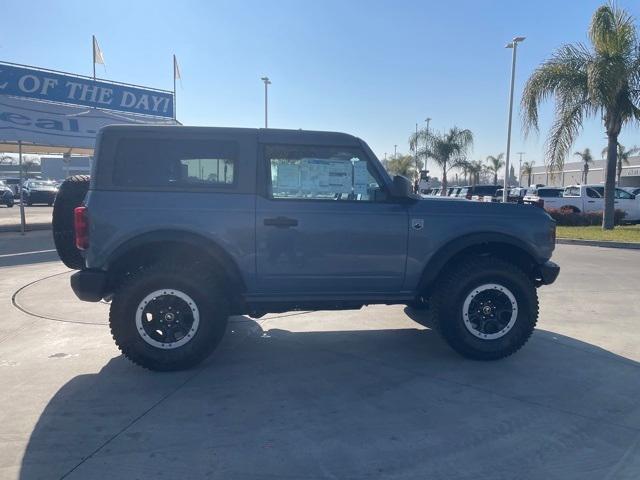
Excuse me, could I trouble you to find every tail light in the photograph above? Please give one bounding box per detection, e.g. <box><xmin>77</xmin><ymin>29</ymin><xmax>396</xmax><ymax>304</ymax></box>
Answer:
<box><xmin>74</xmin><ymin>206</ymin><xmax>89</xmax><ymax>250</ymax></box>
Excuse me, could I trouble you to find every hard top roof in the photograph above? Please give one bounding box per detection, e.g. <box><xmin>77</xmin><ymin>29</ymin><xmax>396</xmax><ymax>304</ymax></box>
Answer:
<box><xmin>99</xmin><ymin>125</ymin><xmax>362</xmax><ymax>147</ymax></box>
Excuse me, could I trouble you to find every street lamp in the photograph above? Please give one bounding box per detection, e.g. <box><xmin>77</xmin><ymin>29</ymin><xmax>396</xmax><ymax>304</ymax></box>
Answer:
<box><xmin>394</xmin><ymin>144</ymin><xmax>398</xmax><ymax>158</ymax></box>
<box><xmin>503</xmin><ymin>36</ymin><xmax>525</xmax><ymax>202</ymax></box>
<box><xmin>424</xmin><ymin>117</ymin><xmax>431</xmax><ymax>172</ymax></box>
<box><xmin>516</xmin><ymin>151</ymin><xmax>525</xmax><ymax>187</ymax></box>
<box><xmin>260</xmin><ymin>76</ymin><xmax>271</xmax><ymax>128</ymax></box>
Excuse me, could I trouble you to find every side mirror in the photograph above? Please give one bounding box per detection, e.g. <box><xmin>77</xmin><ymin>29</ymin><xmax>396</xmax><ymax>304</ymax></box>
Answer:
<box><xmin>390</xmin><ymin>175</ymin><xmax>412</xmax><ymax>198</ymax></box>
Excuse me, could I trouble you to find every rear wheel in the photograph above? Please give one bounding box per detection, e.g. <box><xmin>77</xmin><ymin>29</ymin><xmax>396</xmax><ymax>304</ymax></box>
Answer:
<box><xmin>431</xmin><ymin>256</ymin><xmax>538</xmax><ymax>360</ymax></box>
<box><xmin>109</xmin><ymin>264</ymin><xmax>229</xmax><ymax>371</ymax></box>
<box><xmin>52</xmin><ymin>175</ymin><xmax>90</xmax><ymax>269</ymax></box>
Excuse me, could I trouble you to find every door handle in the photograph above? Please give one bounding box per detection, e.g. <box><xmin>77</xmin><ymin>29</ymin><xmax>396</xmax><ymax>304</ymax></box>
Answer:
<box><xmin>587</xmin><ymin>200</ymin><xmax>595</xmax><ymax>203</ymax></box>
<box><xmin>264</xmin><ymin>216</ymin><xmax>298</xmax><ymax>228</ymax></box>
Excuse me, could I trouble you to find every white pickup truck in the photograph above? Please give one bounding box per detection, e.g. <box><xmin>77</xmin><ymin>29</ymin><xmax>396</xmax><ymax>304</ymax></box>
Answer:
<box><xmin>530</xmin><ymin>184</ymin><xmax>640</xmax><ymax>222</ymax></box>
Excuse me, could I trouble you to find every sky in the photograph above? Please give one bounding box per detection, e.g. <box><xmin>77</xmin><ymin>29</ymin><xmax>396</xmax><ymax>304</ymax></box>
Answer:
<box><xmin>2</xmin><ymin>0</ymin><xmax>640</xmax><ymax>171</ymax></box>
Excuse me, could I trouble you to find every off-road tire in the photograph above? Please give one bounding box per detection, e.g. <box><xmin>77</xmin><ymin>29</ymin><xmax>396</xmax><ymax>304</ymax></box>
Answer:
<box><xmin>52</xmin><ymin>175</ymin><xmax>90</xmax><ymax>269</ymax></box>
<box><xmin>109</xmin><ymin>264</ymin><xmax>229</xmax><ymax>371</ymax></box>
<box><xmin>431</xmin><ymin>256</ymin><xmax>538</xmax><ymax>360</ymax></box>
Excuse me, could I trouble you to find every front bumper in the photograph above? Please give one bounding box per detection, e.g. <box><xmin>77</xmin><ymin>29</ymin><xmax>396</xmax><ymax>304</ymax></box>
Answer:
<box><xmin>70</xmin><ymin>269</ymin><xmax>107</xmax><ymax>302</ymax></box>
<box><xmin>27</xmin><ymin>190</ymin><xmax>57</xmax><ymax>203</ymax></box>
<box><xmin>536</xmin><ymin>260</ymin><xmax>560</xmax><ymax>285</ymax></box>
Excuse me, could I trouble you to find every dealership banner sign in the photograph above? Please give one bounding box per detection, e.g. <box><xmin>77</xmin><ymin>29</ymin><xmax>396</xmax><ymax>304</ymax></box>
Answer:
<box><xmin>0</xmin><ymin>96</ymin><xmax>176</xmax><ymax>151</ymax></box>
<box><xmin>0</xmin><ymin>63</ymin><xmax>174</xmax><ymax>118</ymax></box>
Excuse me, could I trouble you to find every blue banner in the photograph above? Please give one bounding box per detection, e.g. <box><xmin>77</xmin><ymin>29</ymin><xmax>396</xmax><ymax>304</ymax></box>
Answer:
<box><xmin>0</xmin><ymin>63</ymin><xmax>174</xmax><ymax>118</ymax></box>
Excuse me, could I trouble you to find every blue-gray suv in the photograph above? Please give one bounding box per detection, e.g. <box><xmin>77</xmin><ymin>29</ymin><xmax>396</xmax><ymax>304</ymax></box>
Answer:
<box><xmin>52</xmin><ymin>125</ymin><xmax>559</xmax><ymax>371</ymax></box>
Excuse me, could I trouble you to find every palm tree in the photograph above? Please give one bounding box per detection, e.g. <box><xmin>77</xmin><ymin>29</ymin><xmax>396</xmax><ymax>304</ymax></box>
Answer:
<box><xmin>22</xmin><ymin>158</ymin><xmax>38</xmax><ymax>179</ymax></box>
<box><xmin>574</xmin><ymin>148</ymin><xmax>594</xmax><ymax>184</ymax></box>
<box><xmin>485</xmin><ymin>154</ymin><xmax>505</xmax><ymax>186</ymax></box>
<box><xmin>384</xmin><ymin>154</ymin><xmax>416</xmax><ymax>179</ymax></box>
<box><xmin>601</xmin><ymin>143</ymin><xmax>640</xmax><ymax>185</ymax></box>
<box><xmin>521</xmin><ymin>161</ymin><xmax>535</xmax><ymax>187</ymax></box>
<box><xmin>416</xmin><ymin>127</ymin><xmax>473</xmax><ymax>195</ymax></box>
<box><xmin>467</xmin><ymin>160</ymin><xmax>484</xmax><ymax>187</ymax></box>
<box><xmin>458</xmin><ymin>159</ymin><xmax>471</xmax><ymax>184</ymax></box>
<box><xmin>521</xmin><ymin>3</ymin><xmax>640</xmax><ymax>229</ymax></box>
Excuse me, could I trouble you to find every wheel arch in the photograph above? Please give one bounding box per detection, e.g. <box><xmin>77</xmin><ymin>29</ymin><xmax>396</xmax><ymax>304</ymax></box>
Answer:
<box><xmin>417</xmin><ymin>232</ymin><xmax>541</xmax><ymax>295</ymax></box>
<box><xmin>105</xmin><ymin>229</ymin><xmax>246</xmax><ymax>304</ymax></box>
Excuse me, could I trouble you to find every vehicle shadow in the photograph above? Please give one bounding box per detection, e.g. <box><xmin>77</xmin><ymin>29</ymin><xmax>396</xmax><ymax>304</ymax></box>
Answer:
<box><xmin>17</xmin><ymin>317</ymin><xmax>640</xmax><ymax>480</ymax></box>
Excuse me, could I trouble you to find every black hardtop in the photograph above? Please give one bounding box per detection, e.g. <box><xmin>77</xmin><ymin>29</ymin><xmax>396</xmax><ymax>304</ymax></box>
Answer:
<box><xmin>98</xmin><ymin>125</ymin><xmax>362</xmax><ymax>147</ymax></box>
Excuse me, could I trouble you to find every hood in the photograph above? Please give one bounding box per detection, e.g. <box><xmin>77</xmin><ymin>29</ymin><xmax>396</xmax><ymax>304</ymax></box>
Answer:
<box><xmin>410</xmin><ymin>196</ymin><xmax>552</xmax><ymax>222</ymax></box>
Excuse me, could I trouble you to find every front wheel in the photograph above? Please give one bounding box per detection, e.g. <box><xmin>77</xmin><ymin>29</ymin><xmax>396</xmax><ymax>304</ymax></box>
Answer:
<box><xmin>431</xmin><ymin>256</ymin><xmax>538</xmax><ymax>360</ymax></box>
<box><xmin>109</xmin><ymin>264</ymin><xmax>229</xmax><ymax>371</ymax></box>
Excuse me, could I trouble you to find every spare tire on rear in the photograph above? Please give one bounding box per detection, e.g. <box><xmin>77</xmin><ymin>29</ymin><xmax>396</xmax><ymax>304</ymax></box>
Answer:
<box><xmin>52</xmin><ymin>175</ymin><xmax>90</xmax><ymax>269</ymax></box>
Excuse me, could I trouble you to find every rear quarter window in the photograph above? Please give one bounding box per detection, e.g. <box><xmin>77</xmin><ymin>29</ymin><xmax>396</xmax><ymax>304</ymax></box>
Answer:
<box><xmin>113</xmin><ymin>138</ymin><xmax>238</xmax><ymax>189</ymax></box>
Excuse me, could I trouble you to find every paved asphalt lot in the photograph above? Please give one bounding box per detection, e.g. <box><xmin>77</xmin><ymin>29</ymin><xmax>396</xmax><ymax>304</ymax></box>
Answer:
<box><xmin>0</xmin><ymin>205</ymin><xmax>52</xmax><ymax>230</ymax></box>
<box><xmin>0</xmin><ymin>231</ymin><xmax>639</xmax><ymax>479</ymax></box>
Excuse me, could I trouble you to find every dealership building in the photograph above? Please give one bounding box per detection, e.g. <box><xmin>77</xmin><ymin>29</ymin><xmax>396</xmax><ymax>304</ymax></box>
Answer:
<box><xmin>529</xmin><ymin>156</ymin><xmax>640</xmax><ymax>188</ymax></box>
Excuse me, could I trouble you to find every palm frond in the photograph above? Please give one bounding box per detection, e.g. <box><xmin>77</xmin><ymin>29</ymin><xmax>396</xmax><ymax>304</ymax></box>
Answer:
<box><xmin>590</xmin><ymin>3</ymin><xmax>636</xmax><ymax>56</ymax></box>
<box><xmin>546</xmin><ymin>99</ymin><xmax>591</xmax><ymax>172</ymax></box>
<box><xmin>521</xmin><ymin>44</ymin><xmax>591</xmax><ymax>135</ymax></box>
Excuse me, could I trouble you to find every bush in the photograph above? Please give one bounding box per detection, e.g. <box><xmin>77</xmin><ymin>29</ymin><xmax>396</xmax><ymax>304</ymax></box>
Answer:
<box><xmin>547</xmin><ymin>208</ymin><xmax>626</xmax><ymax>226</ymax></box>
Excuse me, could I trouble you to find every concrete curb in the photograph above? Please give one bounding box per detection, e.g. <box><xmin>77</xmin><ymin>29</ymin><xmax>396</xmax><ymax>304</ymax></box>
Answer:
<box><xmin>557</xmin><ymin>238</ymin><xmax>640</xmax><ymax>250</ymax></box>
<box><xmin>0</xmin><ymin>223</ymin><xmax>51</xmax><ymax>234</ymax></box>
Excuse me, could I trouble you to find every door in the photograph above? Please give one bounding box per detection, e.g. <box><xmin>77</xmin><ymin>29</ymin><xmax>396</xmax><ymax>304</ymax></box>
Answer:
<box><xmin>584</xmin><ymin>187</ymin><xmax>604</xmax><ymax>213</ymax></box>
<box><xmin>255</xmin><ymin>143</ymin><xmax>408</xmax><ymax>295</ymax></box>
<box><xmin>614</xmin><ymin>188</ymin><xmax>639</xmax><ymax>221</ymax></box>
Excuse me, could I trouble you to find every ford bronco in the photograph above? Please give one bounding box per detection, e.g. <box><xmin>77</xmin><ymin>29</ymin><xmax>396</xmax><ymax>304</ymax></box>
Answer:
<box><xmin>53</xmin><ymin>125</ymin><xmax>559</xmax><ymax>371</ymax></box>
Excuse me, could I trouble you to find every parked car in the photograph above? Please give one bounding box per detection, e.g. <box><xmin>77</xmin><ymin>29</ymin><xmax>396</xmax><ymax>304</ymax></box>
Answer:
<box><xmin>530</xmin><ymin>184</ymin><xmax>640</xmax><ymax>221</ymax></box>
<box><xmin>622</xmin><ymin>187</ymin><xmax>640</xmax><ymax>196</ymax></box>
<box><xmin>22</xmin><ymin>179</ymin><xmax>58</xmax><ymax>206</ymax></box>
<box><xmin>52</xmin><ymin>125</ymin><xmax>559</xmax><ymax>371</ymax></box>
<box><xmin>0</xmin><ymin>180</ymin><xmax>14</xmax><ymax>207</ymax></box>
<box><xmin>458</xmin><ymin>185</ymin><xmax>501</xmax><ymax>201</ymax></box>
<box><xmin>523</xmin><ymin>187</ymin><xmax>565</xmax><ymax>208</ymax></box>
<box><xmin>494</xmin><ymin>188</ymin><xmax>530</xmax><ymax>203</ymax></box>
<box><xmin>2</xmin><ymin>177</ymin><xmax>22</xmax><ymax>197</ymax></box>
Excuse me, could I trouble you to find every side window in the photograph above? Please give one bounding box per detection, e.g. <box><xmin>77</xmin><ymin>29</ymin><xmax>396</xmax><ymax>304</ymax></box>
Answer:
<box><xmin>265</xmin><ymin>145</ymin><xmax>382</xmax><ymax>201</ymax></box>
<box><xmin>565</xmin><ymin>186</ymin><xmax>580</xmax><ymax>197</ymax></box>
<box><xmin>586</xmin><ymin>187</ymin><xmax>601</xmax><ymax>198</ymax></box>
<box><xmin>615</xmin><ymin>188</ymin><xmax>633</xmax><ymax>199</ymax></box>
<box><xmin>113</xmin><ymin>138</ymin><xmax>237</xmax><ymax>188</ymax></box>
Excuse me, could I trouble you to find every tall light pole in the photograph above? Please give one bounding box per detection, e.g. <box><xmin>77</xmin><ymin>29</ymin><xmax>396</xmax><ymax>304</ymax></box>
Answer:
<box><xmin>260</xmin><ymin>76</ymin><xmax>271</xmax><ymax>128</ymax></box>
<box><xmin>415</xmin><ymin>122</ymin><xmax>419</xmax><ymax>167</ymax></box>
<box><xmin>503</xmin><ymin>36</ymin><xmax>525</xmax><ymax>202</ymax></box>
<box><xmin>424</xmin><ymin>117</ymin><xmax>431</xmax><ymax>172</ymax></box>
<box><xmin>516</xmin><ymin>151</ymin><xmax>525</xmax><ymax>187</ymax></box>
<box><xmin>394</xmin><ymin>144</ymin><xmax>398</xmax><ymax>158</ymax></box>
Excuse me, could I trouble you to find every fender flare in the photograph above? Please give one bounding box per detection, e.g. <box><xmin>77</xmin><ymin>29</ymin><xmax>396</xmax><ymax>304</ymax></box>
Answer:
<box><xmin>106</xmin><ymin>229</ymin><xmax>246</xmax><ymax>291</ymax></box>
<box><xmin>417</xmin><ymin>232</ymin><xmax>540</xmax><ymax>292</ymax></box>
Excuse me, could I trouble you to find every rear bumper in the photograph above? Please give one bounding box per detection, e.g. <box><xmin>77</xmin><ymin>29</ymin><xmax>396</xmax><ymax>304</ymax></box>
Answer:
<box><xmin>70</xmin><ymin>269</ymin><xmax>107</xmax><ymax>302</ymax></box>
<box><xmin>536</xmin><ymin>260</ymin><xmax>560</xmax><ymax>285</ymax></box>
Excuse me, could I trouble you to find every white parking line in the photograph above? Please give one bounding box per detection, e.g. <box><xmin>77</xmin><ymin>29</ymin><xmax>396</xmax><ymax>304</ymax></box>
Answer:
<box><xmin>0</xmin><ymin>249</ymin><xmax>56</xmax><ymax>258</ymax></box>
